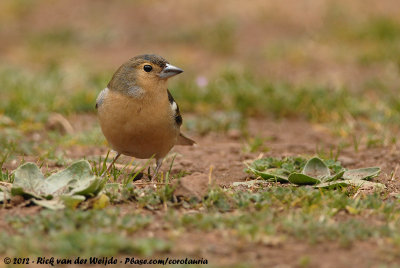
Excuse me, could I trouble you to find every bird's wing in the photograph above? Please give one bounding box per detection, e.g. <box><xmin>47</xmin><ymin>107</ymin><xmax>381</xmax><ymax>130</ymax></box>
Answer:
<box><xmin>167</xmin><ymin>89</ymin><xmax>182</xmax><ymax>127</ymax></box>
<box><xmin>167</xmin><ymin>89</ymin><xmax>196</xmax><ymax>146</ymax></box>
<box><xmin>95</xmin><ymin>87</ymin><xmax>109</xmax><ymax>109</ymax></box>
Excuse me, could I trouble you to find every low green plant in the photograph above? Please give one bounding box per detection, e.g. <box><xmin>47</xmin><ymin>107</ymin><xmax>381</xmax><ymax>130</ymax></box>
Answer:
<box><xmin>5</xmin><ymin>160</ymin><xmax>106</xmax><ymax>209</ymax></box>
<box><xmin>245</xmin><ymin>156</ymin><xmax>384</xmax><ymax>190</ymax></box>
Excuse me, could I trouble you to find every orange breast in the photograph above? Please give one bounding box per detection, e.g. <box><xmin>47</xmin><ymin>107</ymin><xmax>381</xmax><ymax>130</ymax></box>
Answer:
<box><xmin>97</xmin><ymin>90</ymin><xmax>179</xmax><ymax>159</ymax></box>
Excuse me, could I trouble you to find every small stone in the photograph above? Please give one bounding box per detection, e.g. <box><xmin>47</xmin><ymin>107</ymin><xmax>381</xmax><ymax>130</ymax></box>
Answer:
<box><xmin>227</xmin><ymin>129</ymin><xmax>241</xmax><ymax>140</ymax></box>
<box><xmin>179</xmin><ymin>159</ymin><xmax>193</xmax><ymax>167</ymax></box>
<box><xmin>174</xmin><ymin>172</ymin><xmax>209</xmax><ymax>200</ymax></box>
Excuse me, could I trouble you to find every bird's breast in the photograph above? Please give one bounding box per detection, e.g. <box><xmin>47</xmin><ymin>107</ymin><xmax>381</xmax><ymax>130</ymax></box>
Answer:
<box><xmin>97</xmin><ymin>90</ymin><xmax>179</xmax><ymax>158</ymax></box>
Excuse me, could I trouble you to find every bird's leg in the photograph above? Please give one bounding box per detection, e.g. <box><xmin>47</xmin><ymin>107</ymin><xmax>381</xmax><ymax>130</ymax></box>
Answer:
<box><xmin>152</xmin><ymin>158</ymin><xmax>163</xmax><ymax>182</ymax></box>
<box><xmin>101</xmin><ymin>152</ymin><xmax>121</xmax><ymax>177</ymax></box>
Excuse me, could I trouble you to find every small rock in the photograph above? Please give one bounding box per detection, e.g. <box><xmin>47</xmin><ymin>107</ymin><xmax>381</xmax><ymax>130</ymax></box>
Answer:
<box><xmin>179</xmin><ymin>159</ymin><xmax>193</xmax><ymax>167</ymax></box>
<box><xmin>227</xmin><ymin>129</ymin><xmax>241</xmax><ymax>140</ymax></box>
<box><xmin>229</xmin><ymin>147</ymin><xmax>240</xmax><ymax>154</ymax></box>
<box><xmin>174</xmin><ymin>172</ymin><xmax>209</xmax><ymax>200</ymax></box>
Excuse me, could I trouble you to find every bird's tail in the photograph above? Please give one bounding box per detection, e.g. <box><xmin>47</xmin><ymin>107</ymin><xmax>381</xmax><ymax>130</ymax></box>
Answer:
<box><xmin>177</xmin><ymin>133</ymin><xmax>196</xmax><ymax>146</ymax></box>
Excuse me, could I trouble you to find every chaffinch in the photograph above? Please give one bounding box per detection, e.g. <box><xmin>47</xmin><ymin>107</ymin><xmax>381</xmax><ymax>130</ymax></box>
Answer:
<box><xmin>96</xmin><ymin>54</ymin><xmax>195</xmax><ymax>179</ymax></box>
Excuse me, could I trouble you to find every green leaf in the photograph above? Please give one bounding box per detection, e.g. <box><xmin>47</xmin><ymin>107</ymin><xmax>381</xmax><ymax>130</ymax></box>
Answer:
<box><xmin>11</xmin><ymin>160</ymin><xmax>102</xmax><ymax>199</ymax></box>
<box><xmin>247</xmin><ymin>167</ymin><xmax>289</xmax><ymax>183</ymax></box>
<box><xmin>314</xmin><ymin>181</ymin><xmax>350</xmax><ymax>189</ymax></box>
<box><xmin>324</xmin><ymin>159</ymin><xmax>344</xmax><ymax>174</ymax></box>
<box><xmin>248</xmin><ymin>157</ymin><xmax>307</xmax><ymax>173</ymax></box>
<box><xmin>324</xmin><ymin>170</ymin><xmax>345</xmax><ymax>182</ymax></box>
<box><xmin>246</xmin><ymin>156</ymin><xmax>384</xmax><ymax>191</ymax></box>
<box><xmin>70</xmin><ymin>176</ymin><xmax>106</xmax><ymax>197</ymax></box>
<box><xmin>10</xmin><ymin>160</ymin><xmax>106</xmax><ymax>209</ymax></box>
<box><xmin>44</xmin><ymin>160</ymin><xmax>93</xmax><ymax>196</ymax></box>
<box><xmin>302</xmin><ymin>157</ymin><xmax>330</xmax><ymax>179</ymax></box>
<box><xmin>288</xmin><ymin>173</ymin><xmax>321</xmax><ymax>185</ymax></box>
<box><xmin>343</xmin><ymin>167</ymin><xmax>380</xmax><ymax>181</ymax></box>
<box><xmin>346</xmin><ymin>179</ymin><xmax>386</xmax><ymax>190</ymax></box>
<box><xmin>315</xmin><ymin>179</ymin><xmax>385</xmax><ymax>191</ymax></box>
<box><xmin>11</xmin><ymin>163</ymin><xmax>45</xmax><ymax>198</ymax></box>
<box><xmin>32</xmin><ymin>199</ymin><xmax>65</xmax><ymax>210</ymax></box>
<box><xmin>35</xmin><ymin>196</ymin><xmax>87</xmax><ymax>210</ymax></box>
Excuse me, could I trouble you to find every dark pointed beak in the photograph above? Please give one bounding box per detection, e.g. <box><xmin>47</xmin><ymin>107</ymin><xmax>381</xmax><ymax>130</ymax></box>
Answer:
<box><xmin>159</xmin><ymin>64</ymin><xmax>183</xmax><ymax>79</ymax></box>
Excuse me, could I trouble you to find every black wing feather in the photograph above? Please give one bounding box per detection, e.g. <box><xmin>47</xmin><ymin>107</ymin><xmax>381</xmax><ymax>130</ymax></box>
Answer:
<box><xmin>167</xmin><ymin>89</ymin><xmax>182</xmax><ymax>126</ymax></box>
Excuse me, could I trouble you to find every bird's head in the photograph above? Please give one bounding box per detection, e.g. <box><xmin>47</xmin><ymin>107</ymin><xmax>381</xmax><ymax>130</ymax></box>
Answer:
<box><xmin>108</xmin><ymin>54</ymin><xmax>183</xmax><ymax>97</ymax></box>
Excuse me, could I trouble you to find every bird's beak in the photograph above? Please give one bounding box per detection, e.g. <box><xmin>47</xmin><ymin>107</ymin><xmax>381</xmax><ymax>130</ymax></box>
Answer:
<box><xmin>159</xmin><ymin>63</ymin><xmax>183</xmax><ymax>79</ymax></box>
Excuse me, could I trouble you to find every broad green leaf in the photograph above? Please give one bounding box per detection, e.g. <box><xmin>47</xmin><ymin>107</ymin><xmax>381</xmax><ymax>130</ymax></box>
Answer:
<box><xmin>315</xmin><ymin>179</ymin><xmax>385</xmax><ymax>191</ymax></box>
<box><xmin>302</xmin><ymin>157</ymin><xmax>330</xmax><ymax>179</ymax></box>
<box><xmin>33</xmin><ymin>195</ymin><xmax>87</xmax><ymax>210</ymax></box>
<box><xmin>324</xmin><ymin>170</ymin><xmax>345</xmax><ymax>182</ymax></box>
<box><xmin>11</xmin><ymin>161</ymin><xmax>103</xmax><ymax>200</ymax></box>
<box><xmin>32</xmin><ymin>199</ymin><xmax>65</xmax><ymax>210</ymax></box>
<box><xmin>288</xmin><ymin>173</ymin><xmax>321</xmax><ymax>185</ymax></box>
<box><xmin>247</xmin><ymin>156</ymin><xmax>384</xmax><ymax>191</ymax></box>
<box><xmin>70</xmin><ymin>176</ymin><xmax>106</xmax><ymax>197</ymax></box>
<box><xmin>344</xmin><ymin>179</ymin><xmax>386</xmax><ymax>191</ymax></box>
<box><xmin>314</xmin><ymin>181</ymin><xmax>349</xmax><ymax>189</ymax></box>
<box><xmin>10</xmin><ymin>160</ymin><xmax>105</xmax><ymax>209</ymax></box>
<box><xmin>247</xmin><ymin>167</ymin><xmax>289</xmax><ymax>183</ymax></box>
<box><xmin>44</xmin><ymin>160</ymin><xmax>93</xmax><ymax>196</ymax></box>
<box><xmin>343</xmin><ymin>167</ymin><xmax>380</xmax><ymax>181</ymax></box>
<box><xmin>249</xmin><ymin>156</ymin><xmax>307</xmax><ymax>173</ymax></box>
<box><xmin>11</xmin><ymin>163</ymin><xmax>45</xmax><ymax>198</ymax></box>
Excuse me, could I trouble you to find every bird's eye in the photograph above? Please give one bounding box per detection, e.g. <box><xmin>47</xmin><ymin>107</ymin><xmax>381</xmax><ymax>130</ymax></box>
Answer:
<box><xmin>143</xmin><ymin>65</ymin><xmax>152</xmax><ymax>72</ymax></box>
